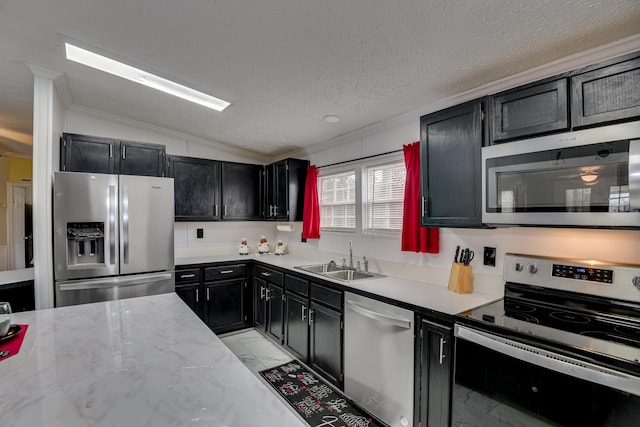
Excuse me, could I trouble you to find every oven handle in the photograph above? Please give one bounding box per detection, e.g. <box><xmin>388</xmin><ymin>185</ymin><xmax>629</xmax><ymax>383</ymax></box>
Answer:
<box><xmin>454</xmin><ymin>324</ymin><xmax>640</xmax><ymax>397</ymax></box>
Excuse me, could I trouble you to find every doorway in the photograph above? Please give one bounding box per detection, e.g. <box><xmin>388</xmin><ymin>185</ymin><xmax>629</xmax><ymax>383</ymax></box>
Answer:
<box><xmin>6</xmin><ymin>183</ymin><xmax>33</xmax><ymax>270</ymax></box>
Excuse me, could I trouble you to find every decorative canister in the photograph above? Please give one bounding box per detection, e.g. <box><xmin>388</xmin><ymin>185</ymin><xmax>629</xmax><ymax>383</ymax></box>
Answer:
<box><xmin>274</xmin><ymin>240</ymin><xmax>286</xmax><ymax>255</ymax></box>
<box><xmin>257</xmin><ymin>235</ymin><xmax>270</xmax><ymax>254</ymax></box>
<box><xmin>238</xmin><ymin>238</ymin><xmax>250</xmax><ymax>255</ymax></box>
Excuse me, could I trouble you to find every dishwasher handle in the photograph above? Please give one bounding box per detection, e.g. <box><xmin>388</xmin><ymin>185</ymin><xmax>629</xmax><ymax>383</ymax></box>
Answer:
<box><xmin>346</xmin><ymin>299</ymin><xmax>412</xmax><ymax>329</ymax></box>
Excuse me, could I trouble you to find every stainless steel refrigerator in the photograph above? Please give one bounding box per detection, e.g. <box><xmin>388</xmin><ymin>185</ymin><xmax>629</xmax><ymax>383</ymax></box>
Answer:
<box><xmin>53</xmin><ymin>171</ymin><xmax>175</xmax><ymax>307</ymax></box>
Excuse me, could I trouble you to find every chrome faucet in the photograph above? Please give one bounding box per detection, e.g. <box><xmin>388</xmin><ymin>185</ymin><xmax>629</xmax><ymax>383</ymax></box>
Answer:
<box><xmin>349</xmin><ymin>240</ymin><xmax>354</xmax><ymax>269</ymax></box>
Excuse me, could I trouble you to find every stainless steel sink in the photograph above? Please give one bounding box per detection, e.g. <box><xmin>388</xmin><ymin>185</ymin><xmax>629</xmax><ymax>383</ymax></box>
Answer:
<box><xmin>296</xmin><ymin>263</ymin><xmax>344</xmax><ymax>274</ymax></box>
<box><xmin>294</xmin><ymin>263</ymin><xmax>385</xmax><ymax>282</ymax></box>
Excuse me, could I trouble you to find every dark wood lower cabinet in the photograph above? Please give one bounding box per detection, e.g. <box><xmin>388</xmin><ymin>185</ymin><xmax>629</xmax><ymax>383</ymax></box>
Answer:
<box><xmin>284</xmin><ymin>292</ymin><xmax>309</xmax><ymax>361</ymax></box>
<box><xmin>309</xmin><ymin>301</ymin><xmax>343</xmax><ymax>388</ymax></box>
<box><xmin>175</xmin><ymin>283</ymin><xmax>203</xmax><ymax>319</ymax></box>
<box><xmin>418</xmin><ymin>318</ymin><xmax>453</xmax><ymax>427</ymax></box>
<box><xmin>204</xmin><ymin>279</ymin><xmax>246</xmax><ymax>333</ymax></box>
<box><xmin>266</xmin><ymin>284</ymin><xmax>284</xmax><ymax>343</ymax></box>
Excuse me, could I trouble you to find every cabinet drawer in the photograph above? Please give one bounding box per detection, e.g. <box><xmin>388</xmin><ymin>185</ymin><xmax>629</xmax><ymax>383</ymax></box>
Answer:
<box><xmin>175</xmin><ymin>268</ymin><xmax>201</xmax><ymax>284</ymax></box>
<box><xmin>285</xmin><ymin>274</ymin><xmax>309</xmax><ymax>297</ymax></box>
<box><xmin>255</xmin><ymin>265</ymin><xmax>284</xmax><ymax>286</ymax></box>
<box><xmin>310</xmin><ymin>283</ymin><xmax>342</xmax><ymax>311</ymax></box>
<box><xmin>204</xmin><ymin>264</ymin><xmax>246</xmax><ymax>281</ymax></box>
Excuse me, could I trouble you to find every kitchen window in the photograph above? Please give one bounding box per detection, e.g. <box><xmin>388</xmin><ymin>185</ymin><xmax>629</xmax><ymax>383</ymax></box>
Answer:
<box><xmin>364</xmin><ymin>161</ymin><xmax>406</xmax><ymax>233</ymax></box>
<box><xmin>319</xmin><ymin>170</ymin><xmax>356</xmax><ymax>230</ymax></box>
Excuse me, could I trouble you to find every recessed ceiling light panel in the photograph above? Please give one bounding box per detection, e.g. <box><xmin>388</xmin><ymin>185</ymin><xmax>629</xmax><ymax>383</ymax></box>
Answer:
<box><xmin>323</xmin><ymin>115</ymin><xmax>341</xmax><ymax>123</ymax></box>
<box><xmin>64</xmin><ymin>42</ymin><xmax>230</xmax><ymax>112</ymax></box>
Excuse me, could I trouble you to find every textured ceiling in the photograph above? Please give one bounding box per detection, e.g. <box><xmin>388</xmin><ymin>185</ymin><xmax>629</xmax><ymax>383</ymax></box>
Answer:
<box><xmin>0</xmin><ymin>0</ymin><xmax>639</xmax><ymax>157</ymax></box>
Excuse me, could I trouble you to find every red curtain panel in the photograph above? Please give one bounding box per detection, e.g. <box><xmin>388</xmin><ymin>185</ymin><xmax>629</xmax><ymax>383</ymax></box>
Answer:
<box><xmin>401</xmin><ymin>142</ymin><xmax>439</xmax><ymax>253</ymax></box>
<box><xmin>302</xmin><ymin>165</ymin><xmax>321</xmax><ymax>239</ymax></box>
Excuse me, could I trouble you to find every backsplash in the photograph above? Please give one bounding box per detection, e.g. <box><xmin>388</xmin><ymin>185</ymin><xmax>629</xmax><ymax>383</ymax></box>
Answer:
<box><xmin>174</xmin><ymin>221</ymin><xmax>276</xmax><ymax>257</ymax></box>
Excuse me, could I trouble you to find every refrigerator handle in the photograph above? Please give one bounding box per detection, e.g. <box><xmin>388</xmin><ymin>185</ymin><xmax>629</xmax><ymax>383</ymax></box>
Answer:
<box><xmin>122</xmin><ymin>184</ymin><xmax>130</xmax><ymax>264</ymax></box>
<box><xmin>109</xmin><ymin>184</ymin><xmax>117</xmax><ymax>265</ymax></box>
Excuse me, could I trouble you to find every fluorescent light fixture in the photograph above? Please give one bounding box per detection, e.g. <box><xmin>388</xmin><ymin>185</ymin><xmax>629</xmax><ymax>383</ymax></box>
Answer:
<box><xmin>64</xmin><ymin>42</ymin><xmax>230</xmax><ymax>112</ymax></box>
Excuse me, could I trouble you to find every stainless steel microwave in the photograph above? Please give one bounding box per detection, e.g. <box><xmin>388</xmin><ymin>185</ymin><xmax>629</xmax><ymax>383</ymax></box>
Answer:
<box><xmin>482</xmin><ymin>121</ymin><xmax>640</xmax><ymax>228</ymax></box>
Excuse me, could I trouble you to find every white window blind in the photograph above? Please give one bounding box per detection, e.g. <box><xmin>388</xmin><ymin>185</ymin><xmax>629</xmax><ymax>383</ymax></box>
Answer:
<box><xmin>320</xmin><ymin>171</ymin><xmax>356</xmax><ymax>229</ymax></box>
<box><xmin>364</xmin><ymin>161</ymin><xmax>406</xmax><ymax>232</ymax></box>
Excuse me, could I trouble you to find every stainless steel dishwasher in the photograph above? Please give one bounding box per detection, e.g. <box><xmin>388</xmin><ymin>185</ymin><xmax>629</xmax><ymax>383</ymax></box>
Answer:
<box><xmin>344</xmin><ymin>292</ymin><xmax>414</xmax><ymax>427</ymax></box>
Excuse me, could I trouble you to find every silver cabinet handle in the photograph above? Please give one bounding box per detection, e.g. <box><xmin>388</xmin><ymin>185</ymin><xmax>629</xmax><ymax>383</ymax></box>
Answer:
<box><xmin>273</xmin><ymin>205</ymin><xmax>278</xmax><ymax>216</ymax></box>
<box><xmin>629</xmin><ymin>139</ymin><xmax>639</xmax><ymax>210</ymax></box>
<box><xmin>220</xmin><ymin>270</ymin><xmax>234</xmax><ymax>274</ymax></box>
<box><xmin>308</xmin><ymin>309</ymin><xmax>314</xmax><ymax>326</ymax></box>
<box><xmin>109</xmin><ymin>144</ymin><xmax>113</xmax><ymax>159</ymax></box>
<box><xmin>122</xmin><ymin>184</ymin><xmax>129</xmax><ymax>264</ymax></box>
<box><xmin>224</xmin><ymin>205</ymin><xmax>227</xmax><ymax>217</ymax></box>
<box><xmin>180</xmin><ymin>274</ymin><xmax>196</xmax><ymax>279</ymax></box>
<box><xmin>301</xmin><ymin>305</ymin><xmax>307</xmax><ymax>321</ymax></box>
<box><xmin>421</xmin><ymin>196</ymin><xmax>426</xmax><ymax>218</ymax></box>
<box><xmin>439</xmin><ymin>337</ymin><xmax>447</xmax><ymax>365</ymax></box>
<box><xmin>207</xmin><ymin>288</ymin><xmax>210</xmax><ymax>301</ymax></box>
<box><xmin>261</xmin><ymin>272</ymin><xmax>272</xmax><ymax>277</ymax></box>
<box><xmin>108</xmin><ymin>184</ymin><xmax>117</xmax><ymax>265</ymax></box>
<box><xmin>122</xmin><ymin>145</ymin><xmax>126</xmax><ymax>159</ymax></box>
<box><xmin>214</xmin><ymin>204</ymin><xmax>218</xmax><ymax>217</ymax></box>
<box><xmin>265</xmin><ymin>288</ymin><xmax>271</xmax><ymax>301</ymax></box>
<box><xmin>260</xmin><ymin>285</ymin><xmax>265</xmax><ymax>299</ymax></box>
<box><xmin>195</xmin><ymin>289</ymin><xmax>199</xmax><ymax>303</ymax></box>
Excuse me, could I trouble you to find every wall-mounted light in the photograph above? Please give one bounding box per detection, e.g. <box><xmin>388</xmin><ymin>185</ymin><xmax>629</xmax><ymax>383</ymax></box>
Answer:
<box><xmin>580</xmin><ymin>173</ymin><xmax>599</xmax><ymax>183</ymax></box>
<box><xmin>64</xmin><ymin>42</ymin><xmax>230</xmax><ymax>112</ymax></box>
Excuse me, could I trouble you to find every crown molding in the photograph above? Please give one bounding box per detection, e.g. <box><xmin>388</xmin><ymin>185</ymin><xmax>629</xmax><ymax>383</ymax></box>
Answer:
<box><xmin>288</xmin><ymin>33</ymin><xmax>640</xmax><ymax>159</ymax></box>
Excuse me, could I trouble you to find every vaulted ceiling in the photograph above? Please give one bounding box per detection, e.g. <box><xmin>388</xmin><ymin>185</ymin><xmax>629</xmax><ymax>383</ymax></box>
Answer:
<box><xmin>1</xmin><ymin>0</ymin><xmax>639</xmax><ymax>158</ymax></box>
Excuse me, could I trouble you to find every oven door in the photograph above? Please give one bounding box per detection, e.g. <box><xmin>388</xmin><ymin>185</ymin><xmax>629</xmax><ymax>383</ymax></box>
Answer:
<box><xmin>452</xmin><ymin>325</ymin><xmax>640</xmax><ymax>427</ymax></box>
<box><xmin>481</xmin><ymin>121</ymin><xmax>640</xmax><ymax>227</ymax></box>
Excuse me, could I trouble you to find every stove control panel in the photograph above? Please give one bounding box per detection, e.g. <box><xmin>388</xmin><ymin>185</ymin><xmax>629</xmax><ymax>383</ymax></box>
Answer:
<box><xmin>551</xmin><ymin>264</ymin><xmax>613</xmax><ymax>283</ymax></box>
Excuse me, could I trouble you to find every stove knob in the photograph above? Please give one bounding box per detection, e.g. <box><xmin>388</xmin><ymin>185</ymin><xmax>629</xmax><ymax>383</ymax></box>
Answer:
<box><xmin>528</xmin><ymin>264</ymin><xmax>538</xmax><ymax>274</ymax></box>
<box><xmin>632</xmin><ymin>276</ymin><xmax>640</xmax><ymax>290</ymax></box>
<box><xmin>514</xmin><ymin>263</ymin><xmax>523</xmax><ymax>272</ymax></box>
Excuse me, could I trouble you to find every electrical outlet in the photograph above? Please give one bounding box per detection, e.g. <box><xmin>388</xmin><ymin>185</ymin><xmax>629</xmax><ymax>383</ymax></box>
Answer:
<box><xmin>196</xmin><ymin>228</ymin><xmax>204</xmax><ymax>239</ymax></box>
<box><xmin>483</xmin><ymin>247</ymin><xmax>496</xmax><ymax>267</ymax></box>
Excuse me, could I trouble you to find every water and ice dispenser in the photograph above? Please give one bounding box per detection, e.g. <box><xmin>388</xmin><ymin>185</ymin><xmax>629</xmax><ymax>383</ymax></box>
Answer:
<box><xmin>66</xmin><ymin>222</ymin><xmax>105</xmax><ymax>266</ymax></box>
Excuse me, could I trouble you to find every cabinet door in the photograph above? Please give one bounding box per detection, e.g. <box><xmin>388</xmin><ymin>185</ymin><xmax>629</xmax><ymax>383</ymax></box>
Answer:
<box><xmin>168</xmin><ymin>156</ymin><xmax>221</xmax><ymax>221</ymax></box>
<box><xmin>204</xmin><ymin>279</ymin><xmax>245</xmax><ymax>334</ymax></box>
<box><xmin>221</xmin><ymin>162</ymin><xmax>262</xmax><ymax>220</ymax></box>
<box><xmin>254</xmin><ymin>277</ymin><xmax>266</xmax><ymax>331</ymax></box>
<box><xmin>273</xmin><ymin>160</ymin><xmax>289</xmax><ymax>220</ymax></box>
<box><xmin>284</xmin><ymin>292</ymin><xmax>309</xmax><ymax>361</ymax></box>
<box><xmin>61</xmin><ymin>133</ymin><xmax>118</xmax><ymax>174</ymax></box>
<box><xmin>309</xmin><ymin>301</ymin><xmax>343</xmax><ymax>388</ymax></box>
<box><xmin>175</xmin><ymin>284</ymin><xmax>203</xmax><ymax>319</ymax></box>
<box><xmin>266</xmin><ymin>284</ymin><xmax>284</xmax><ymax>343</ymax></box>
<box><xmin>491</xmin><ymin>79</ymin><xmax>569</xmax><ymax>142</ymax></box>
<box><xmin>119</xmin><ymin>140</ymin><xmax>166</xmax><ymax>177</ymax></box>
<box><xmin>419</xmin><ymin>320</ymin><xmax>453</xmax><ymax>427</ymax></box>
<box><xmin>571</xmin><ymin>56</ymin><xmax>640</xmax><ymax>128</ymax></box>
<box><xmin>420</xmin><ymin>100</ymin><xmax>485</xmax><ymax>228</ymax></box>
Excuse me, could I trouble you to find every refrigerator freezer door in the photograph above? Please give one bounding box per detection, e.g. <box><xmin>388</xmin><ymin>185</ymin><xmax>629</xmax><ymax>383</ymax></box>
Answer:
<box><xmin>119</xmin><ymin>175</ymin><xmax>174</xmax><ymax>275</ymax></box>
<box><xmin>55</xmin><ymin>271</ymin><xmax>175</xmax><ymax>307</ymax></box>
<box><xmin>53</xmin><ymin>172</ymin><xmax>119</xmax><ymax>280</ymax></box>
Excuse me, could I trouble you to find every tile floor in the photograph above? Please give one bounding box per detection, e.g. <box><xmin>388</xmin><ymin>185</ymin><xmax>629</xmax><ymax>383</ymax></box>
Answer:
<box><xmin>219</xmin><ymin>328</ymin><xmax>294</xmax><ymax>375</ymax></box>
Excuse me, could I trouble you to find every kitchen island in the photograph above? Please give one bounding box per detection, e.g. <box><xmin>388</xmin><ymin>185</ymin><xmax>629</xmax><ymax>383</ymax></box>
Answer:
<box><xmin>0</xmin><ymin>293</ymin><xmax>305</xmax><ymax>427</ymax></box>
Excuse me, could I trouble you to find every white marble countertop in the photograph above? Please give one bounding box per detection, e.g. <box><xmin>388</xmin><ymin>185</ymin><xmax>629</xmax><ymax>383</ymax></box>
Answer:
<box><xmin>176</xmin><ymin>253</ymin><xmax>501</xmax><ymax>315</ymax></box>
<box><xmin>0</xmin><ymin>268</ymin><xmax>34</xmax><ymax>286</ymax></box>
<box><xmin>0</xmin><ymin>293</ymin><xmax>305</xmax><ymax>427</ymax></box>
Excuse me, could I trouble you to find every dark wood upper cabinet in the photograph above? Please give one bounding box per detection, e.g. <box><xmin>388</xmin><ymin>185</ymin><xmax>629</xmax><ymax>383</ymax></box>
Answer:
<box><xmin>61</xmin><ymin>133</ymin><xmax>119</xmax><ymax>174</ymax></box>
<box><xmin>221</xmin><ymin>162</ymin><xmax>262</xmax><ymax>220</ymax></box>
<box><xmin>420</xmin><ymin>99</ymin><xmax>485</xmax><ymax>228</ymax></box>
<box><xmin>61</xmin><ymin>133</ymin><xmax>166</xmax><ymax>177</ymax></box>
<box><xmin>118</xmin><ymin>140</ymin><xmax>166</xmax><ymax>177</ymax></box>
<box><xmin>571</xmin><ymin>55</ymin><xmax>640</xmax><ymax>129</ymax></box>
<box><xmin>167</xmin><ymin>155</ymin><xmax>221</xmax><ymax>221</ymax></box>
<box><xmin>264</xmin><ymin>158</ymin><xmax>309</xmax><ymax>221</ymax></box>
<box><xmin>491</xmin><ymin>78</ymin><xmax>569</xmax><ymax>143</ymax></box>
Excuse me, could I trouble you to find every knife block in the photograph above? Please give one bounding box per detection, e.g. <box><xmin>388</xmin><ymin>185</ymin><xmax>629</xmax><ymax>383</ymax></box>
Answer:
<box><xmin>447</xmin><ymin>262</ymin><xmax>473</xmax><ymax>294</ymax></box>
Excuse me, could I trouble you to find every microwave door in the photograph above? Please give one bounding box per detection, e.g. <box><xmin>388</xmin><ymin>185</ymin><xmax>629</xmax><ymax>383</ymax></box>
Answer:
<box><xmin>53</xmin><ymin>172</ymin><xmax>119</xmax><ymax>281</ymax></box>
<box><xmin>119</xmin><ymin>175</ymin><xmax>174</xmax><ymax>275</ymax></box>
